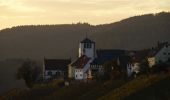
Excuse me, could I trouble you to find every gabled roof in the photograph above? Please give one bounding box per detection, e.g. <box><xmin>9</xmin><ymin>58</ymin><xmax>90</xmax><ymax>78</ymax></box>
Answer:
<box><xmin>96</xmin><ymin>49</ymin><xmax>125</xmax><ymax>58</ymax></box>
<box><xmin>44</xmin><ymin>59</ymin><xmax>71</xmax><ymax>70</ymax></box>
<box><xmin>81</xmin><ymin>38</ymin><xmax>95</xmax><ymax>43</ymax></box>
<box><xmin>91</xmin><ymin>49</ymin><xmax>125</xmax><ymax>65</ymax></box>
<box><xmin>148</xmin><ymin>42</ymin><xmax>170</xmax><ymax>57</ymax></box>
<box><xmin>131</xmin><ymin>49</ymin><xmax>150</xmax><ymax>62</ymax></box>
<box><xmin>91</xmin><ymin>55</ymin><xmax>131</xmax><ymax>70</ymax></box>
<box><xmin>90</xmin><ymin>57</ymin><xmax>110</xmax><ymax>65</ymax></box>
<box><xmin>71</xmin><ymin>55</ymin><xmax>91</xmax><ymax>69</ymax></box>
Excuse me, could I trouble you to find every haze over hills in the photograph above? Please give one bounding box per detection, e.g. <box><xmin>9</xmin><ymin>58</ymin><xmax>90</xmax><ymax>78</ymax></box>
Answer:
<box><xmin>0</xmin><ymin>12</ymin><xmax>170</xmax><ymax>60</ymax></box>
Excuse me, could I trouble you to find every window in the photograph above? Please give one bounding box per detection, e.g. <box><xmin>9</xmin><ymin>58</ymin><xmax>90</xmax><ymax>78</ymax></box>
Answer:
<box><xmin>80</xmin><ymin>74</ymin><xmax>82</xmax><ymax>76</ymax></box>
<box><xmin>168</xmin><ymin>53</ymin><xmax>170</xmax><ymax>55</ymax></box>
<box><xmin>76</xmin><ymin>75</ymin><xmax>77</xmax><ymax>77</ymax></box>
<box><xmin>56</xmin><ymin>71</ymin><xmax>60</xmax><ymax>76</ymax></box>
<box><xmin>84</xmin><ymin>43</ymin><xmax>87</xmax><ymax>48</ymax></box>
<box><xmin>84</xmin><ymin>43</ymin><xmax>92</xmax><ymax>48</ymax></box>
<box><xmin>163</xmin><ymin>52</ymin><xmax>166</xmax><ymax>55</ymax></box>
<box><xmin>48</xmin><ymin>71</ymin><xmax>52</xmax><ymax>76</ymax></box>
<box><xmin>88</xmin><ymin>43</ymin><xmax>92</xmax><ymax>48</ymax></box>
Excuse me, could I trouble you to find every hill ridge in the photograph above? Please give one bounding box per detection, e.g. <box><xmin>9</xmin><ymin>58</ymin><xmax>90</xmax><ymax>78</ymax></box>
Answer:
<box><xmin>0</xmin><ymin>12</ymin><xmax>170</xmax><ymax>60</ymax></box>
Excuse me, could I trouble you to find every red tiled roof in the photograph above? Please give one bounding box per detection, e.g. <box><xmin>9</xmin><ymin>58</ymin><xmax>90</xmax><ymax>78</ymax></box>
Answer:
<box><xmin>71</xmin><ymin>55</ymin><xmax>90</xmax><ymax>68</ymax></box>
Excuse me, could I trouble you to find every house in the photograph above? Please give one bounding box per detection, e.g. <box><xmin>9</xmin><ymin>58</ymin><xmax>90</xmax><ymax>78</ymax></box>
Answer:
<box><xmin>70</xmin><ymin>55</ymin><xmax>92</xmax><ymax>80</ymax></box>
<box><xmin>43</xmin><ymin>58</ymin><xmax>71</xmax><ymax>80</ymax></box>
<box><xmin>90</xmin><ymin>50</ymin><xmax>128</xmax><ymax>78</ymax></box>
<box><xmin>68</xmin><ymin>38</ymin><xmax>95</xmax><ymax>80</ymax></box>
<box><xmin>148</xmin><ymin>42</ymin><xmax>170</xmax><ymax>67</ymax></box>
<box><xmin>127</xmin><ymin>50</ymin><xmax>150</xmax><ymax>77</ymax></box>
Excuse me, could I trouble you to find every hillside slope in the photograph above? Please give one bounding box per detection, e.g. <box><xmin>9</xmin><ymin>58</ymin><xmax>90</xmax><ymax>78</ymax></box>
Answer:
<box><xmin>98</xmin><ymin>74</ymin><xmax>170</xmax><ymax>100</ymax></box>
<box><xmin>0</xmin><ymin>12</ymin><xmax>170</xmax><ymax>60</ymax></box>
<box><xmin>1</xmin><ymin>73</ymin><xmax>170</xmax><ymax>100</ymax></box>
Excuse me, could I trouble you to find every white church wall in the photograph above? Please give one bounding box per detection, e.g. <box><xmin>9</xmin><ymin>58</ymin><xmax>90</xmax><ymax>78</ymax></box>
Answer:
<box><xmin>79</xmin><ymin>43</ymin><xmax>95</xmax><ymax>59</ymax></box>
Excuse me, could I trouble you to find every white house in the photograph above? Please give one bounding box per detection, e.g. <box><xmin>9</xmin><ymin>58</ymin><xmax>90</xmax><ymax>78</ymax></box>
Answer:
<box><xmin>43</xmin><ymin>58</ymin><xmax>71</xmax><ymax>80</ymax></box>
<box><xmin>148</xmin><ymin>42</ymin><xmax>170</xmax><ymax>67</ymax></box>
<box><xmin>71</xmin><ymin>55</ymin><xmax>92</xmax><ymax>80</ymax></box>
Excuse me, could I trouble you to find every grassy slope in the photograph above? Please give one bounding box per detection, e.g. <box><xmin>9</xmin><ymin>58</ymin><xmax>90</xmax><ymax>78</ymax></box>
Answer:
<box><xmin>98</xmin><ymin>74</ymin><xmax>170</xmax><ymax>100</ymax></box>
<box><xmin>124</xmin><ymin>75</ymin><xmax>170</xmax><ymax>100</ymax></box>
<box><xmin>1</xmin><ymin>73</ymin><xmax>170</xmax><ymax>100</ymax></box>
<box><xmin>0</xmin><ymin>79</ymin><xmax>128</xmax><ymax>100</ymax></box>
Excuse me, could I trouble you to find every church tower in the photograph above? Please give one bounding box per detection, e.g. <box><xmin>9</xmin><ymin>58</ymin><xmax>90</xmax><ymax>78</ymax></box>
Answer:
<box><xmin>79</xmin><ymin>38</ymin><xmax>95</xmax><ymax>59</ymax></box>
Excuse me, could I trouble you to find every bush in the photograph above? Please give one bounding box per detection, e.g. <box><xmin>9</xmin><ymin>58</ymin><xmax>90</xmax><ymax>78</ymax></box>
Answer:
<box><xmin>16</xmin><ymin>60</ymin><xmax>41</xmax><ymax>88</ymax></box>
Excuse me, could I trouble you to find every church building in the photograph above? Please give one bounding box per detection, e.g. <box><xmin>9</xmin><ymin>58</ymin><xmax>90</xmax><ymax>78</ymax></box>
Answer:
<box><xmin>68</xmin><ymin>38</ymin><xmax>95</xmax><ymax>80</ymax></box>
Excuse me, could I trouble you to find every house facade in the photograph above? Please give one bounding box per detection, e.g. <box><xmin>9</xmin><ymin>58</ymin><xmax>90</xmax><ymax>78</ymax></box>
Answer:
<box><xmin>127</xmin><ymin>62</ymin><xmax>140</xmax><ymax>77</ymax></box>
<box><xmin>43</xmin><ymin>59</ymin><xmax>71</xmax><ymax>80</ymax></box>
<box><xmin>148</xmin><ymin>42</ymin><xmax>170</xmax><ymax>67</ymax></box>
<box><xmin>90</xmin><ymin>50</ymin><xmax>128</xmax><ymax>78</ymax></box>
<box><xmin>73</xmin><ymin>55</ymin><xmax>92</xmax><ymax>80</ymax></box>
<box><xmin>127</xmin><ymin>50</ymin><xmax>150</xmax><ymax>76</ymax></box>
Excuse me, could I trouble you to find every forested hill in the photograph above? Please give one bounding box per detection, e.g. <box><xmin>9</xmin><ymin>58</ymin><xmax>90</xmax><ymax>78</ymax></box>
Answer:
<box><xmin>0</xmin><ymin>12</ymin><xmax>170</xmax><ymax>60</ymax></box>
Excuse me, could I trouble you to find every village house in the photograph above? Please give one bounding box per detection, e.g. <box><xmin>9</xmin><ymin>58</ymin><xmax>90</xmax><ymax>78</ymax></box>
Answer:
<box><xmin>43</xmin><ymin>58</ymin><xmax>71</xmax><ymax>80</ymax></box>
<box><xmin>69</xmin><ymin>55</ymin><xmax>92</xmax><ymax>80</ymax></box>
<box><xmin>148</xmin><ymin>42</ymin><xmax>170</xmax><ymax>67</ymax></box>
<box><xmin>127</xmin><ymin>50</ymin><xmax>150</xmax><ymax>77</ymax></box>
<box><xmin>90</xmin><ymin>50</ymin><xmax>130</xmax><ymax>78</ymax></box>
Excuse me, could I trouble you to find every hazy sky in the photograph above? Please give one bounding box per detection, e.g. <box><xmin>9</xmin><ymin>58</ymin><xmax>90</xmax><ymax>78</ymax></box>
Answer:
<box><xmin>0</xmin><ymin>0</ymin><xmax>170</xmax><ymax>29</ymax></box>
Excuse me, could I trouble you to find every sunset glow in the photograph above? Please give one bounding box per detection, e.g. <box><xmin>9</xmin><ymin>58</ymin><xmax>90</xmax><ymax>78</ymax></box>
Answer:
<box><xmin>0</xmin><ymin>0</ymin><xmax>170</xmax><ymax>29</ymax></box>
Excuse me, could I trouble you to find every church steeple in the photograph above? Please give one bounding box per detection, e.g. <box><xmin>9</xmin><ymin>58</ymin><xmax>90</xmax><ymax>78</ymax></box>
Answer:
<box><xmin>79</xmin><ymin>37</ymin><xmax>95</xmax><ymax>59</ymax></box>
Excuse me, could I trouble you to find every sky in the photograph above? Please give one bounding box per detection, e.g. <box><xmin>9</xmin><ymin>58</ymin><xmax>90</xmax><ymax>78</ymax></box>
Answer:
<box><xmin>0</xmin><ymin>0</ymin><xmax>170</xmax><ymax>30</ymax></box>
